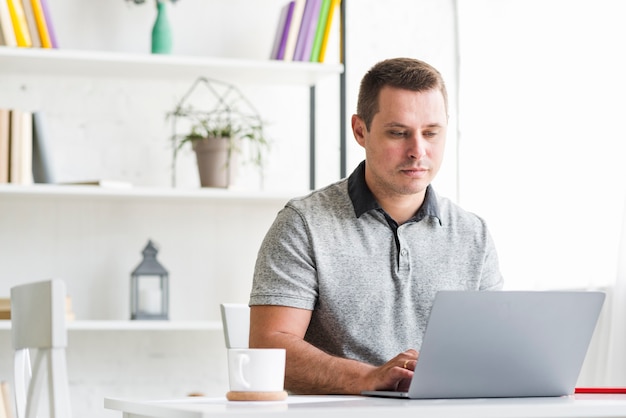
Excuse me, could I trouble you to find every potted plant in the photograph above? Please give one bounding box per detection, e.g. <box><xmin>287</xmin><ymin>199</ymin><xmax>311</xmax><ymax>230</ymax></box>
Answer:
<box><xmin>168</xmin><ymin>77</ymin><xmax>270</xmax><ymax>188</ymax></box>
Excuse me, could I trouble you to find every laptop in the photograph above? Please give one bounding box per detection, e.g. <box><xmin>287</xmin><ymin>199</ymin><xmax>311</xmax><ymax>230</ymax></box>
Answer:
<box><xmin>362</xmin><ymin>290</ymin><xmax>605</xmax><ymax>399</ymax></box>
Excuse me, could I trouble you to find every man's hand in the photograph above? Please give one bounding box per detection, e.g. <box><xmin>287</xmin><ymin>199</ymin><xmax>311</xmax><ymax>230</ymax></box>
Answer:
<box><xmin>363</xmin><ymin>349</ymin><xmax>419</xmax><ymax>392</ymax></box>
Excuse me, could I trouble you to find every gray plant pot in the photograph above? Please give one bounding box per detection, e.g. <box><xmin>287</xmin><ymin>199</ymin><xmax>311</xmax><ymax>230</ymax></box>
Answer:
<box><xmin>192</xmin><ymin>137</ymin><xmax>238</xmax><ymax>188</ymax></box>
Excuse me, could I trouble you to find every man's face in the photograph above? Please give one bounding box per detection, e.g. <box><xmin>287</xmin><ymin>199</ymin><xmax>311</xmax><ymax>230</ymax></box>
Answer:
<box><xmin>353</xmin><ymin>86</ymin><xmax>448</xmax><ymax>199</ymax></box>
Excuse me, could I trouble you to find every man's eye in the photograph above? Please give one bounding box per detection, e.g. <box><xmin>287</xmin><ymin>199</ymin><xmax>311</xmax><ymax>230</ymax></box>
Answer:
<box><xmin>389</xmin><ymin>130</ymin><xmax>407</xmax><ymax>137</ymax></box>
<box><xmin>424</xmin><ymin>131</ymin><xmax>439</xmax><ymax>138</ymax></box>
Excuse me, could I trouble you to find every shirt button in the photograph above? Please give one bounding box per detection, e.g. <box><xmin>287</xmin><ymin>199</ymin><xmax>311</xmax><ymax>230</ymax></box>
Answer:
<box><xmin>400</xmin><ymin>249</ymin><xmax>408</xmax><ymax>257</ymax></box>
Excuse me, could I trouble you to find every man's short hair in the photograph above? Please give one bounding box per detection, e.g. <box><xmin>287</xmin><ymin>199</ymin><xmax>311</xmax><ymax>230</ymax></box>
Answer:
<box><xmin>357</xmin><ymin>57</ymin><xmax>448</xmax><ymax>130</ymax></box>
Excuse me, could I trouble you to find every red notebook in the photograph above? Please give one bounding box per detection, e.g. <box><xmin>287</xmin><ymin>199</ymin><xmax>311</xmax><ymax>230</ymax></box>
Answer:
<box><xmin>575</xmin><ymin>387</ymin><xmax>626</xmax><ymax>394</ymax></box>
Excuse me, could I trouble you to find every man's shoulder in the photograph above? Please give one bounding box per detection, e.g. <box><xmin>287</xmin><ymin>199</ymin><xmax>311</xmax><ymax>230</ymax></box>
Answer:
<box><xmin>286</xmin><ymin>178</ymin><xmax>351</xmax><ymax>212</ymax></box>
<box><xmin>435</xmin><ymin>194</ymin><xmax>489</xmax><ymax>230</ymax></box>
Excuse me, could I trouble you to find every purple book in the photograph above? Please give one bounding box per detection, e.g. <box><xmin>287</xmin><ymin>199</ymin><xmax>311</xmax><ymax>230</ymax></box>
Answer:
<box><xmin>270</xmin><ymin>3</ymin><xmax>289</xmax><ymax>59</ymax></box>
<box><xmin>276</xmin><ymin>1</ymin><xmax>295</xmax><ymax>60</ymax></box>
<box><xmin>39</xmin><ymin>0</ymin><xmax>58</xmax><ymax>48</ymax></box>
<box><xmin>293</xmin><ymin>0</ymin><xmax>321</xmax><ymax>61</ymax></box>
<box><xmin>298</xmin><ymin>0</ymin><xmax>321</xmax><ymax>61</ymax></box>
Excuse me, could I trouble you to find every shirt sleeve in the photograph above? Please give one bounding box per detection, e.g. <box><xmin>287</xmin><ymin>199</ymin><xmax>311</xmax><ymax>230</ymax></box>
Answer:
<box><xmin>249</xmin><ymin>204</ymin><xmax>319</xmax><ymax>310</ymax></box>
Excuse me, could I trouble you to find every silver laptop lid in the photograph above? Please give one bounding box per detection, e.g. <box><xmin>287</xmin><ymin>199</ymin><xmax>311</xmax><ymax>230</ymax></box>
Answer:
<box><xmin>407</xmin><ymin>290</ymin><xmax>605</xmax><ymax>399</ymax></box>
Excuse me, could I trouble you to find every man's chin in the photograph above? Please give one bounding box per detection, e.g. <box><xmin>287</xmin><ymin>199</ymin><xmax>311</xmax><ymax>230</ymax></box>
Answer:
<box><xmin>396</xmin><ymin>181</ymin><xmax>429</xmax><ymax>196</ymax></box>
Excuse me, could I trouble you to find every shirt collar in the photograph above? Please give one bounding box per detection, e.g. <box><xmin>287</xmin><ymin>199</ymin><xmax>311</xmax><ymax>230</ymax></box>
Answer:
<box><xmin>347</xmin><ymin>160</ymin><xmax>442</xmax><ymax>225</ymax></box>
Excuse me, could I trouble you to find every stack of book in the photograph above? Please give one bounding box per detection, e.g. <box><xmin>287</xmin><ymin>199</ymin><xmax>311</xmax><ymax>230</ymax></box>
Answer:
<box><xmin>0</xmin><ymin>295</ymin><xmax>75</xmax><ymax>321</ymax></box>
<box><xmin>0</xmin><ymin>381</ymin><xmax>13</xmax><ymax>418</ymax></box>
<box><xmin>1</xmin><ymin>108</ymin><xmax>131</xmax><ymax>187</ymax></box>
<box><xmin>270</xmin><ymin>0</ymin><xmax>340</xmax><ymax>63</ymax></box>
<box><xmin>0</xmin><ymin>298</ymin><xmax>9</xmax><ymax>320</ymax></box>
<box><xmin>0</xmin><ymin>108</ymin><xmax>53</xmax><ymax>185</ymax></box>
<box><xmin>0</xmin><ymin>0</ymin><xmax>58</xmax><ymax>48</ymax></box>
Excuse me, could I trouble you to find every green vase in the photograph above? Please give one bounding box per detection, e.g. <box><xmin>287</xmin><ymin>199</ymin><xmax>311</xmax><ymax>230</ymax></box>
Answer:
<box><xmin>151</xmin><ymin>1</ymin><xmax>172</xmax><ymax>54</ymax></box>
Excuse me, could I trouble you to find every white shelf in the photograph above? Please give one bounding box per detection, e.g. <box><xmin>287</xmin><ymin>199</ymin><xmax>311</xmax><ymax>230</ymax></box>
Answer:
<box><xmin>0</xmin><ymin>47</ymin><xmax>344</xmax><ymax>85</ymax></box>
<box><xmin>0</xmin><ymin>319</ymin><xmax>222</xmax><ymax>331</ymax></box>
<box><xmin>0</xmin><ymin>183</ymin><xmax>302</xmax><ymax>203</ymax></box>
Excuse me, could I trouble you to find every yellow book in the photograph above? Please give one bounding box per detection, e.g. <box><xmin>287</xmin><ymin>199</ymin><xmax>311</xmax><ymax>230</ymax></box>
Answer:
<box><xmin>6</xmin><ymin>0</ymin><xmax>31</xmax><ymax>47</ymax></box>
<box><xmin>318</xmin><ymin>0</ymin><xmax>340</xmax><ymax>63</ymax></box>
<box><xmin>30</xmin><ymin>0</ymin><xmax>50</xmax><ymax>47</ymax></box>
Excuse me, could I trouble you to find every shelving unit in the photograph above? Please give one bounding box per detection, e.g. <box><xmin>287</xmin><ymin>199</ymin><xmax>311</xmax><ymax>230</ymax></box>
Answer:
<box><xmin>0</xmin><ymin>4</ymin><xmax>348</xmax><ymax>416</ymax></box>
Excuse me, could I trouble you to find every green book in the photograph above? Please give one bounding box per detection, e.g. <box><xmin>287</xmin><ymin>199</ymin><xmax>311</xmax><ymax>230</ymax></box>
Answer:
<box><xmin>309</xmin><ymin>0</ymin><xmax>331</xmax><ymax>62</ymax></box>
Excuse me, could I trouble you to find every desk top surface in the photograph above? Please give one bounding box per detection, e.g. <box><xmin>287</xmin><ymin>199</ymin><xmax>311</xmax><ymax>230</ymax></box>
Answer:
<box><xmin>104</xmin><ymin>394</ymin><xmax>626</xmax><ymax>418</ymax></box>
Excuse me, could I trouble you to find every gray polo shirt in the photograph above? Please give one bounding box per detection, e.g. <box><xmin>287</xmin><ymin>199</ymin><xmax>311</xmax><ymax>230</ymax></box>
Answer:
<box><xmin>250</xmin><ymin>161</ymin><xmax>503</xmax><ymax>366</ymax></box>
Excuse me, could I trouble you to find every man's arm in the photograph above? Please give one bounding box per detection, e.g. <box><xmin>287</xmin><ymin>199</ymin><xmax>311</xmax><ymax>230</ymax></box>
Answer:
<box><xmin>249</xmin><ymin>305</ymin><xmax>417</xmax><ymax>395</ymax></box>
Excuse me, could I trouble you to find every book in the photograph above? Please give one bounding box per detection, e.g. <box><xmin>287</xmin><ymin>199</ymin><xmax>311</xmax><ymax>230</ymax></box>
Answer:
<box><xmin>37</xmin><ymin>0</ymin><xmax>54</xmax><ymax>47</ymax></box>
<box><xmin>20</xmin><ymin>0</ymin><xmax>39</xmax><ymax>47</ymax></box>
<box><xmin>298</xmin><ymin>0</ymin><xmax>321</xmax><ymax>61</ymax></box>
<box><xmin>282</xmin><ymin>0</ymin><xmax>305</xmax><ymax>61</ymax></box>
<box><xmin>7</xmin><ymin>109</ymin><xmax>21</xmax><ymax>184</ymax></box>
<box><xmin>269</xmin><ymin>1</ymin><xmax>290</xmax><ymax>59</ymax></box>
<box><xmin>6</xmin><ymin>0</ymin><xmax>31</xmax><ymax>47</ymax></box>
<box><xmin>32</xmin><ymin>110</ymin><xmax>55</xmax><ymax>183</ymax></box>
<box><xmin>0</xmin><ymin>0</ymin><xmax>16</xmax><ymax>46</ymax></box>
<box><xmin>575</xmin><ymin>387</ymin><xmax>626</xmax><ymax>394</ymax></box>
<box><xmin>0</xmin><ymin>298</ymin><xmax>9</xmax><ymax>320</ymax></box>
<box><xmin>0</xmin><ymin>296</ymin><xmax>72</xmax><ymax>321</ymax></box>
<box><xmin>65</xmin><ymin>295</ymin><xmax>75</xmax><ymax>321</ymax></box>
<box><xmin>309</xmin><ymin>0</ymin><xmax>331</xmax><ymax>62</ymax></box>
<box><xmin>0</xmin><ymin>298</ymin><xmax>9</xmax><ymax>309</ymax></box>
<box><xmin>29</xmin><ymin>0</ymin><xmax>50</xmax><ymax>48</ymax></box>
<box><xmin>21</xmin><ymin>110</ymin><xmax>32</xmax><ymax>185</ymax></box>
<box><xmin>293</xmin><ymin>0</ymin><xmax>320</xmax><ymax>61</ymax></box>
<box><xmin>8</xmin><ymin>109</ymin><xmax>33</xmax><ymax>185</ymax></box>
<box><xmin>317</xmin><ymin>0</ymin><xmax>340</xmax><ymax>63</ymax></box>
<box><xmin>0</xmin><ymin>109</ymin><xmax>9</xmax><ymax>184</ymax></box>
<box><xmin>0</xmin><ymin>381</ymin><xmax>10</xmax><ymax>418</ymax></box>
<box><xmin>276</xmin><ymin>1</ymin><xmax>295</xmax><ymax>60</ymax></box>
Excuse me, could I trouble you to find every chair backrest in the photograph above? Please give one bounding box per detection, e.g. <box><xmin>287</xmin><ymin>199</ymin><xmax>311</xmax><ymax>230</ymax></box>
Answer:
<box><xmin>219</xmin><ymin>303</ymin><xmax>250</xmax><ymax>348</ymax></box>
<box><xmin>11</xmin><ymin>279</ymin><xmax>72</xmax><ymax>418</ymax></box>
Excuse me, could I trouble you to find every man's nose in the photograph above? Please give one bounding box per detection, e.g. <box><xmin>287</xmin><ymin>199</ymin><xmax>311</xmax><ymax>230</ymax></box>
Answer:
<box><xmin>407</xmin><ymin>134</ymin><xmax>427</xmax><ymax>160</ymax></box>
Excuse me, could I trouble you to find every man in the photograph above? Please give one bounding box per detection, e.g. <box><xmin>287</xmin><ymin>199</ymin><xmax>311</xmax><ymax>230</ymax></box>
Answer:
<box><xmin>249</xmin><ymin>57</ymin><xmax>503</xmax><ymax>395</ymax></box>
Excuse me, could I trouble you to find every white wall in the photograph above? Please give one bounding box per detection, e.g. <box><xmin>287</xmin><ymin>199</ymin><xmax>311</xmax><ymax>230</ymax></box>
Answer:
<box><xmin>0</xmin><ymin>1</ymin><xmax>459</xmax><ymax>417</ymax></box>
<box><xmin>456</xmin><ymin>0</ymin><xmax>626</xmax><ymax>291</ymax></box>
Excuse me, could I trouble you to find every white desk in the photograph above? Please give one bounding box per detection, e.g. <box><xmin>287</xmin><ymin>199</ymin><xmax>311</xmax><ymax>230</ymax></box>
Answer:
<box><xmin>104</xmin><ymin>394</ymin><xmax>626</xmax><ymax>418</ymax></box>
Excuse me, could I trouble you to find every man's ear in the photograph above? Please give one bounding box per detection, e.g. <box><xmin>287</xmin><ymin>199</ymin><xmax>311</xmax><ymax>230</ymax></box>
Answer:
<box><xmin>352</xmin><ymin>114</ymin><xmax>366</xmax><ymax>147</ymax></box>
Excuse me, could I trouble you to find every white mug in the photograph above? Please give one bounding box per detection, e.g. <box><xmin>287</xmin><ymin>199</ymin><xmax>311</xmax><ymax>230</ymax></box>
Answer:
<box><xmin>227</xmin><ymin>348</ymin><xmax>286</xmax><ymax>392</ymax></box>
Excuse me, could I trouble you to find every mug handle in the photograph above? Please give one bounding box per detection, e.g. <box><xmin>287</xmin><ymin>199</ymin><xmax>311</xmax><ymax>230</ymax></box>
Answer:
<box><xmin>237</xmin><ymin>353</ymin><xmax>251</xmax><ymax>389</ymax></box>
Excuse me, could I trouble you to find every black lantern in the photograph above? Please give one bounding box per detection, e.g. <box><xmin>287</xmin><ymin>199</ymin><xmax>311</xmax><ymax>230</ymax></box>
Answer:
<box><xmin>130</xmin><ymin>240</ymin><xmax>169</xmax><ymax>320</ymax></box>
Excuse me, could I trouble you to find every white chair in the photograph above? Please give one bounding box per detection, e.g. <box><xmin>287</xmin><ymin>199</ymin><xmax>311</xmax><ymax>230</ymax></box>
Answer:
<box><xmin>219</xmin><ymin>303</ymin><xmax>250</xmax><ymax>348</ymax></box>
<box><xmin>11</xmin><ymin>279</ymin><xmax>72</xmax><ymax>418</ymax></box>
